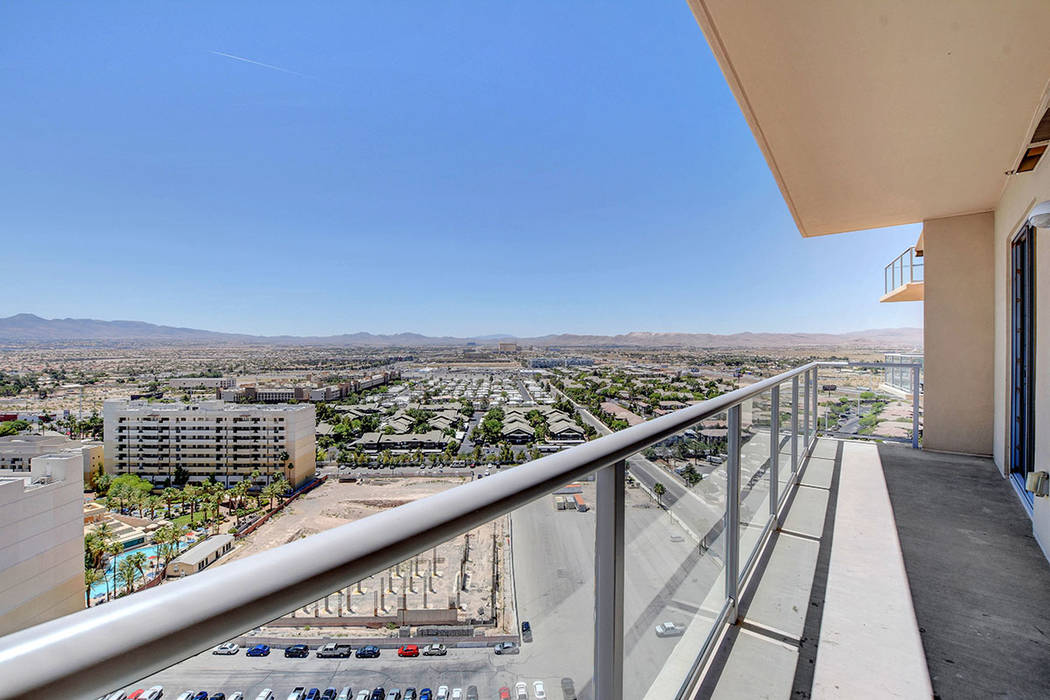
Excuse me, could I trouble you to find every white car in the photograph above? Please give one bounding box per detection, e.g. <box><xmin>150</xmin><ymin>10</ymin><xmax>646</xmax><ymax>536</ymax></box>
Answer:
<box><xmin>336</xmin><ymin>689</ymin><xmax>352</xmax><ymax>700</ymax></box>
<box><xmin>437</xmin><ymin>687</ymin><xmax>449</xmax><ymax>700</ymax></box>
<box><xmin>355</xmin><ymin>692</ymin><xmax>370</xmax><ymax>700</ymax></box>
<box><xmin>254</xmin><ymin>691</ymin><xmax>275</xmax><ymax>700</ymax></box>
<box><xmin>421</xmin><ymin>643</ymin><xmax>447</xmax><ymax>656</ymax></box>
<box><xmin>532</xmin><ymin>681</ymin><xmax>546</xmax><ymax>700</ymax></box>
<box><xmin>229</xmin><ymin>694</ymin><xmax>244</xmax><ymax>700</ymax></box>
<box><xmin>655</xmin><ymin>621</ymin><xmax>685</xmax><ymax>637</ymax></box>
<box><xmin>143</xmin><ymin>688</ymin><xmax>164</xmax><ymax>700</ymax></box>
<box><xmin>515</xmin><ymin>682</ymin><xmax>528</xmax><ymax>700</ymax></box>
<box><xmin>451</xmin><ymin>690</ymin><xmax>462</xmax><ymax>700</ymax></box>
<box><xmin>212</xmin><ymin>642</ymin><xmax>240</xmax><ymax>655</ymax></box>
<box><xmin>176</xmin><ymin>694</ymin><xmax>194</xmax><ymax>700</ymax></box>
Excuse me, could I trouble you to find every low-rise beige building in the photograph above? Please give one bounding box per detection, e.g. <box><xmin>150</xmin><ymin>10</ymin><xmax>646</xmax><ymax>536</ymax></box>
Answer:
<box><xmin>165</xmin><ymin>535</ymin><xmax>234</xmax><ymax>578</ymax></box>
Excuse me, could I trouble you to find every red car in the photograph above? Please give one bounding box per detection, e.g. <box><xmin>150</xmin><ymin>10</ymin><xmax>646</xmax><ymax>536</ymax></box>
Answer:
<box><xmin>127</xmin><ymin>692</ymin><xmax>145</xmax><ymax>700</ymax></box>
<box><xmin>498</xmin><ymin>688</ymin><xmax>511</xmax><ymax>700</ymax></box>
<box><xmin>397</xmin><ymin>644</ymin><xmax>420</xmax><ymax>657</ymax></box>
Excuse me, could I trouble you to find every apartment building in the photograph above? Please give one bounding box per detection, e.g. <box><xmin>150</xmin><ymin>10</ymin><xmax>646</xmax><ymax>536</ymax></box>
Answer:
<box><xmin>0</xmin><ymin>451</ymin><xmax>85</xmax><ymax>636</ymax></box>
<box><xmin>102</xmin><ymin>399</ymin><xmax>316</xmax><ymax>488</ymax></box>
<box><xmin>169</xmin><ymin>377</ymin><xmax>236</xmax><ymax>390</ymax></box>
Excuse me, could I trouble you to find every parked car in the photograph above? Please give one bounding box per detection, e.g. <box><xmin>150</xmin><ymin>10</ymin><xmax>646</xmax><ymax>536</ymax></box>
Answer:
<box><xmin>321</xmin><ymin>690</ymin><xmax>338</xmax><ymax>700</ymax></box>
<box><xmin>175</xmin><ymin>693</ymin><xmax>194</xmax><ymax>700</ymax></box>
<box><xmin>450</xmin><ymin>690</ymin><xmax>462</xmax><ymax>700</ymax></box>
<box><xmin>192</xmin><ymin>693</ymin><xmax>208</xmax><ymax>700</ymax></box>
<box><xmin>128</xmin><ymin>691</ymin><xmax>145</xmax><ymax>700</ymax></box>
<box><xmin>143</xmin><ymin>687</ymin><xmax>164</xmax><ymax>700</ymax></box>
<box><xmin>515</xmin><ymin>683</ymin><xmax>528</xmax><ymax>700</ymax></box>
<box><xmin>304</xmin><ymin>691</ymin><xmax>321</xmax><ymax>700</ymax></box>
<box><xmin>253</xmin><ymin>691</ymin><xmax>275</xmax><ymax>700</ymax></box>
<box><xmin>498</xmin><ymin>689</ymin><xmax>511</xmax><ymax>700</ymax></box>
<box><xmin>286</xmin><ymin>689</ymin><xmax>305</xmax><ymax>700</ymax></box>
<box><xmin>104</xmin><ymin>693</ymin><xmax>127</xmax><ymax>700</ymax></box>
<box><xmin>213</xmin><ymin>643</ymin><xmax>240</xmax><ymax>655</ymax></box>
<box><xmin>246</xmin><ymin>644</ymin><xmax>271</xmax><ymax>657</ymax></box>
<box><xmin>369</xmin><ymin>689</ymin><xmax>385</xmax><ymax>700</ymax></box>
<box><xmin>229</xmin><ymin>694</ymin><xmax>244</xmax><ymax>700</ymax></box>
<box><xmin>494</xmin><ymin>641</ymin><xmax>519</xmax><ymax>655</ymax></box>
<box><xmin>560</xmin><ymin>678</ymin><xmax>577</xmax><ymax>700</ymax></box>
<box><xmin>336</xmin><ymin>689</ymin><xmax>353</xmax><ymax>700</ymax></box>
<box><xmin>211</xmin><ymin>694</ymin><xmax>226</xmax><ymax>700</ymax></box>
<box><xmin>403</xmin><ymin>689</ymin><xmax>417</xmax><ymax>700</ymax></box>
<box><xmin>521</xmin><ymin>621</ymin><xmax>532</xmax><ymax>642</ymax></box>
<box><xmin>436</xmin><ymin>687</ymin><xmax>449</xmax><ymax>700</ymax></box>
<box><xmin>285</xmin><ymin>644</ymin><xmax>310</xmax><ymax>658</ymax></box>
<box><xmin>316</xmin><ymin>643</ymin><xmax>353</xmax><ymax>658</ymax></box>
<box><xmin>421</xmin><ymin>643</ymin><xmax>447</xmax><ymax>656</ymax></box>
<box><xmin>655</xmin><ymin>621</ymin><xmax>685</xmax><ymax>637</ymax></box>
<box><xmin>419</xmin><ymin>690</ymin><xmax>432</xmax><ymax>700</ymax></box>
<box><xmin>354</xmin><ymin>693</ymin><xmax>369</xmax><ymax>700</ymax></box>
<box><xmin>384</xmin><ymin>691</ymin><xmax>401</xmax><ymax>700</ymax></box>
<box><xmin>397</xmin><ymin>644</ymin><xmax>419</xmax><ymax>657</ymax></box>
<box><xmin>465</xmin><ymin>687</ymin><xmax>478</xmax><ymax>700</ymax></box>
<box><xmin>532</xmin><ymin>681</ymin><xmax>546</xmax><ymax>700</ymax></box>
<box><xmin>356</xmin><ymin>645</ymin><xmax>381</xmax><ymax>659</ymax></box>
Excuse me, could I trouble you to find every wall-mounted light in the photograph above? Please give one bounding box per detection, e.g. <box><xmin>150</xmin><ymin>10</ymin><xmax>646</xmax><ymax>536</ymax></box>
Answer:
<box><xmin>1028</xmin><ymin>200</ymin><xmax>1050</xmax><ymax>228</ymax></box>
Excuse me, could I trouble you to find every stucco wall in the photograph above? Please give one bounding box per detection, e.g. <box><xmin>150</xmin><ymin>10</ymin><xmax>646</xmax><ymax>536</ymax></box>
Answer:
<box><xmin>922</xmin><ymin>212</ymin><xmax>995</xmax><ymax>455</ymax></box>
<box><xmin>993</xmin><ymin>158</ymin><xmax>1050</xmax><ymax>555</ymax></box>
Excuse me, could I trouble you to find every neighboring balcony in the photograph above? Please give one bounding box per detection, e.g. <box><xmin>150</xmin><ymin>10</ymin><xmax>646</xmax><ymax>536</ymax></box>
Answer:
<box><xmin>881</xmin><ymin>246</ymin><xmax>924</xmax><ymax>302</ymax></box>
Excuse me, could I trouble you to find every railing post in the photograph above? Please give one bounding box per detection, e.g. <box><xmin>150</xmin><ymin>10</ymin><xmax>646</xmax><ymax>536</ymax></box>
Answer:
<box><xmin>726</xmin><ymin>405</ymin><xmax>741</xmax><ymax>618</ymax></box>
<box><xmin>769</xmin><ymin>385</ymin><xmax>780</xmax><ymax>516</ymax></box>
<box><xmin>911</xmin><ymin>365</ymin><xmax>921</xmax><ymax>449</ymax></box>
<box><xmin>594</xmin><ymin>460</ymin><xmax>625</xmax><ymax>700</ymax></box>
<box><xmin>791</xmin><ymin>377</ymin><xmax>799</xmax><ymax>475</ymax></box>
<box><xmin>803</xmin><ymin>371</ymin><xmax>811</xmax><ymax>452</ymax></box>
<box><xmin>811</xmin><ymin>367</ymin><xmax>819</xmax><ymax>447</ymax></box>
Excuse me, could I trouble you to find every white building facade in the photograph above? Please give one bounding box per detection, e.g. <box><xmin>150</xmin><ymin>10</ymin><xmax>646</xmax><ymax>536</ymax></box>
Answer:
<box><xmin>103</xmin><ymin>400</ymin><xmax>316</xmax><ymax>488</ymax></box>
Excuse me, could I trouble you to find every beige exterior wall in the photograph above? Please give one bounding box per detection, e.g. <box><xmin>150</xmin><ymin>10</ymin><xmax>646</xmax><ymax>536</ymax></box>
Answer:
<box><xmin>993</xmin><ymin>161</ymin><xmax>1050</xmax><ymax>554</ymax></box>
<box><xmin>922</xmin><ymin>212</ymin><xmax>995</xmax><ymax>455</ymax></box>
<box><xmin>0</xmin><ymin>455</ymin><xmax>85</xmax><ymax>636</ymax></box>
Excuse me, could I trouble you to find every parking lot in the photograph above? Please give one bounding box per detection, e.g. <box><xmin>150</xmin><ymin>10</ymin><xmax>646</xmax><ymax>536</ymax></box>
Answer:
<box><xmin>130</xmin><ymin>644</ymin><xmax>573</xmax><ymax>700</ymax></box>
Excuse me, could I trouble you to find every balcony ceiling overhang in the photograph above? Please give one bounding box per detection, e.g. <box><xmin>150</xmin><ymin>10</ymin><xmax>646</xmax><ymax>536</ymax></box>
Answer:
<box><xmin>688</xmin><ymin>0</ymin><xmax>1050</xmax><ymax>236</ymax></box>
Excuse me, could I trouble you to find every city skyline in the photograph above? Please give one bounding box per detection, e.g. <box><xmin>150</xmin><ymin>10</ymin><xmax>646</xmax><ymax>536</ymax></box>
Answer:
<box><xmin>0</xmin><ymin>2</ymin><xmax>923</xmax><ymax>337</ymax></box>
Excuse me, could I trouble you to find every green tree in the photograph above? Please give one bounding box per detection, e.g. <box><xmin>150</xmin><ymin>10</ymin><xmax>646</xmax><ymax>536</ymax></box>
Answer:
<box><xmin>84</xmin><ymin>567</ymin><xmax>105</xmax><ymax>607</ymax></box>
<box><xmin>654</xmin><ymin>482</ymin><xmax>667</xmax><ymax>507</ymax></box>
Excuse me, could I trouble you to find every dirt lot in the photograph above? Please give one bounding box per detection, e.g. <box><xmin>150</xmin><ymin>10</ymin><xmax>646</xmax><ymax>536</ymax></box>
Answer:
<box><xmin>221</xmin><ymin>476</ymin><xmax>513</xmax><ymax>637</ymax></box>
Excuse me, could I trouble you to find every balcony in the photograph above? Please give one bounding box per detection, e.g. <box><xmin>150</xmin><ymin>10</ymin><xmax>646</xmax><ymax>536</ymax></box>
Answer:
<box><xmin>881</xmin><ymin>246</ymin><xmax>924</xmax><ymax>302</ymax></box>
<box><xmin>2</xmin><ymin>362</ymin><xmax>1046</xmax><ymax>699</ymax></box>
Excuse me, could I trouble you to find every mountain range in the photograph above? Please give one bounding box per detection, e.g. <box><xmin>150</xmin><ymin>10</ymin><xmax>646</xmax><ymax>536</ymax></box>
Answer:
<box><xmin>0</xmin><ymin>314</ymin><xmax>922</xmax><ymax>349</ymax></box>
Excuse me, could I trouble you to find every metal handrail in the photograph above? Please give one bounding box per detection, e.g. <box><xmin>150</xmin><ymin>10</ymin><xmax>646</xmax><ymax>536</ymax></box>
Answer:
<box><xmin>0</xmin><ymin>361</ymin><xmax>864</xmax><ymax>698</ymax></box>
<box><xmin>883</xmin><ymin>246</ymin><xmax>924</xmax><ymax>295</ymax></box>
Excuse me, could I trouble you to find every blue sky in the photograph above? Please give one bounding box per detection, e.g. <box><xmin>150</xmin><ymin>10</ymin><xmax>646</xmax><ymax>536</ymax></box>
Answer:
<box><xmin>0</xmin><ymin>2</ymin><xmax>922</xmax><ymax>337</ymax></box>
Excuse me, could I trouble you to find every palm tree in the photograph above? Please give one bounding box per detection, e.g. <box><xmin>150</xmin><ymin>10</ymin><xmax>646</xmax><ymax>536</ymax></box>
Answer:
<box><xmin>84</xmin><ymin>568</ymin><xmax>104</xmax><ymax>607</ymax></box>
<box><xmin>654</xmin><ymin>482</ymin><xmax>667</xmax><ymax>508</ymax></box>
<box><xmin>162</xmin><ymin>487</ymin><xmax>181</xmax><ymax>518</ymax></box>
<box><xmin>183</xmin><ymin>484</ymin><xmax>200</xmax><ymax>525</ymax></box>
<box><xmin>117</xmin><ymin>557</ymin><xmax>138</xmax><ymax>596</ymax></box>
<box><xmin>106</xmin><ymin>540</ymin><xmax>123</xmax><ymax>598</ymax></box>
<box><xmin>127</xmin><ymin>550</ymin><xmax>149</xmax><ymax>587</ymax></box>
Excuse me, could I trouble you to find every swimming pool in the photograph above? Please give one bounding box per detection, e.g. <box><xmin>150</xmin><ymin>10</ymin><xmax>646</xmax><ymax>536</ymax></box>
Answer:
<box><xmin>89</xmin><ymin>544</ymin><xmax>164</xmax><ymax>600</ymax></box>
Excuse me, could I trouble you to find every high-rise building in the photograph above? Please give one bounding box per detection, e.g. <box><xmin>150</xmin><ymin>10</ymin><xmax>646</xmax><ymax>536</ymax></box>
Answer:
<box><xmin>102</xmin><ymin>399</ymin><xmax>316</xmax><ymax>488</ymax></box>
<box><xmin>0</xmin><ymin>452</ymin><xmax>85</xmax><ymax>636</ymax></box>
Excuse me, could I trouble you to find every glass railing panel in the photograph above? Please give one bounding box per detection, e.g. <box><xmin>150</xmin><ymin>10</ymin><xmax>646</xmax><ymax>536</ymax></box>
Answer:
<box><xmin>629</xmin><ymin>412</ymin><xmax>728</xmax><ymax>697</ymax></box>
<box><xmin>777</xmin><ymin>379</ymin><xmax>798</xmax><ymax>507</ymax></box>
<box><xmin>116</xmin><ymin>476</ymin><xmax>594</xmax><ymax>700</ymax></box>
<box><xmin>738</xmin><ymin>389</ymin><xmax>773</xmax><ymax>576</ymax></box>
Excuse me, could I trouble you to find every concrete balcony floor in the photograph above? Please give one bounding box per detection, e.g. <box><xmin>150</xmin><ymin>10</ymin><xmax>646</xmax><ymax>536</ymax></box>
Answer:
<box><xmin>696</xmin><ymin>438</ymin><xmax>1050</xmax><ymax>699</ymax></box>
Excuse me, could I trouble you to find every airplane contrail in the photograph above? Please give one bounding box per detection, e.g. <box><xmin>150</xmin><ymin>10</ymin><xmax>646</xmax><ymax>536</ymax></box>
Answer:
<box><xmin>209</xmin><ymin>50</ymin><xmax>312</xmax><ymax>78</ymax></box>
